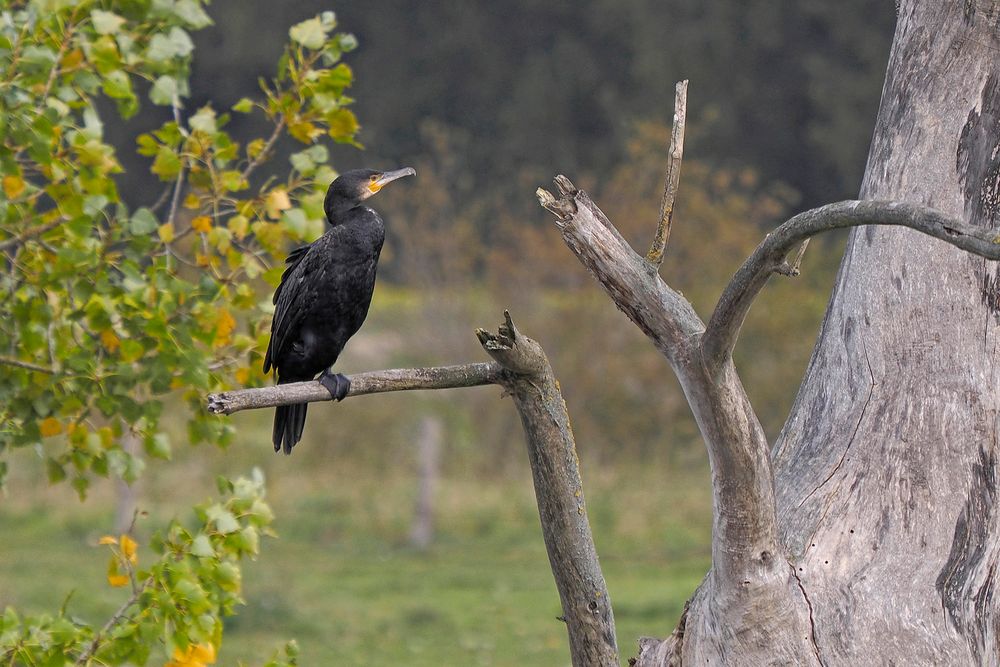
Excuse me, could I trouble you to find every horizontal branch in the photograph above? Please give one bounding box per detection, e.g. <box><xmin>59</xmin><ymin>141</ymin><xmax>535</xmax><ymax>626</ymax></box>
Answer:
<box><xmin>701</xmin><ymin>199</ymin><xmax>1000</xmax><ymax>373</ymax></box>
<box><xmin>206</xmin><ymin>362</ymin><xmax>503</xmax><ymax>415</ymax></box>
<box><xmin>0</xmin><ymin>355</ymin><xmax>55</xmax><ymax>374</ymax></box>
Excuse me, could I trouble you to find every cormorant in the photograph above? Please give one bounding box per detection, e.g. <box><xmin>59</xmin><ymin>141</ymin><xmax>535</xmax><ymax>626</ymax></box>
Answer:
<box><xmin>263</xmin><ymin>167</ymin><xmax>415</xmax><ymax>454</ymax></box>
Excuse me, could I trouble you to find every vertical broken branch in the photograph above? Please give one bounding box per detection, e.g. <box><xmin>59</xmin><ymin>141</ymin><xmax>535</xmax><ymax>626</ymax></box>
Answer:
<box><xmin>647</xmin><ymin>80</ymin><xmax>688</xmax><ymax>266</ymax></box>
<box><xmin>477</xmin><ymin>312</ymin><xmax>619</xmax><ymax>667</ymax></box>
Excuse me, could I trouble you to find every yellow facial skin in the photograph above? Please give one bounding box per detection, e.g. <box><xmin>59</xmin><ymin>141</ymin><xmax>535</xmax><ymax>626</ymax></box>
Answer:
<box><xmin>367</xmin><ymin>175</ymin><xmax>383</xmax><ymax>195</ymax></box>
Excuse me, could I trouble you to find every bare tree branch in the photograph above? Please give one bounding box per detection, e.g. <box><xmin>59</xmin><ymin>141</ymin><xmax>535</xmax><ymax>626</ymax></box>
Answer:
<box><xmin>207</xmin><ymin>362</ymin><xmax>502</xmax><ymax>415</ymax></box>
<box><xmin>536</xmin><ymin>178</ymin><xmax>810</xmax><ymax>648</ymax></box>
<box><xmin>700</xmin><ymin>199</ymin><xmax>1000</xmax><ymax>374</ymax></box>
<box><xmin>535</xmin><ymin>177</ymin><xmax>704</xmax><ymax>361</ymax></box>
<box><xmin>647</xmin><ymin>79</ymin><xmax>688</xmax><ymax>266</ymax></box>
<box><xmin>206</xmin><ymin>313</ymin><xmax>619</xmax><ymax>666</ymax></box>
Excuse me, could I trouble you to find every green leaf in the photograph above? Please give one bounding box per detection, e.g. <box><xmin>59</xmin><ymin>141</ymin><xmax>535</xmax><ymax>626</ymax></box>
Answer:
<box><xmin>152</xmin><ymin>145</ymin><xmax>182</xmax><ymax>180</ymax></box>
<box><xmin>232</xmin><ymin>97</ymin><xmax>254</xmax><ymax>113</ymax></box>
<box><xmin>102</xmin><ymin>70</ymin><xmax>133</xmax><ymax>101</ymax></box>
<box><xmin>205</xmin><ymin>504</ymin><xmax>240</xmax><ymax>534</ymax></box>
<box><xmin>190</xmin><ymin>534</ymin><xmax>214</xmax><ymax>558</ymax></box>
<box><xmin>172</xmin><ymin>0</ymin><xmax>213</xmax><ymax>29</ymax></box>
<box><xmin>289</xmin><ymin>17</ymin><xmax>328</xmax><ymax>50</ymax></box>
<box><xmin>130</xmin><ymin>208</ymin><xmax>159</xmax><ymax>235</ymax></box>
<box><xmin>188</xmin><ymin>106</ymin><xmax>217</xmax><ymax>134</ymax></box>
<box><xmin>150</xmin><ymin>75</ymin><xmax>178</xmax><ymax>106</ymax></box>
<box><xmin>91</xmin><ymin>9</ymin><xmax>127</xmax><ymax>35</ymax></box>
<box><xmin>147</xmin><ymin>27</ymin><xmax>194</xmax><ymax>62</ymax></box>
<box><xmin>147</xmin><ymin>433</ymin><xmax>172</xmax><ymax>460</ymax></box>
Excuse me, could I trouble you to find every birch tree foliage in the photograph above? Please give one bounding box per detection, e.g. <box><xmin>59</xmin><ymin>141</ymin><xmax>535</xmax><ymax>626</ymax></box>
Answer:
<box><xmin>1</xmin><ymin>1</ymin><xmax>358</xmax><ymax>495</ymax></box>
<box><xmin>1</xmin><ymin>2</ymin><xmax>359</xmax><ymax>663</ymax></box>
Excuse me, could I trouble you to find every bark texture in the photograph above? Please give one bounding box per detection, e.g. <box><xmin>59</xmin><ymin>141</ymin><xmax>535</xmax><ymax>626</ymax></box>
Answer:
<box><xmin>772</xmin><ymin>1</ymin><xmax>1000</xmax><ymax>663</ymax></box>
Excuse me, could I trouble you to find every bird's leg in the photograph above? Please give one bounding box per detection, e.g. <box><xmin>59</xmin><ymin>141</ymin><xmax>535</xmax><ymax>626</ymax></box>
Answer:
<box><xmin>318</xmin><ymin>369</ymin><xmax>351</xmax><ymax>401</ymax></box>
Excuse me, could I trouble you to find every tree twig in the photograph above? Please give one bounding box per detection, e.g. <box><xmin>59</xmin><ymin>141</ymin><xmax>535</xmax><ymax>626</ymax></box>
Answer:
<box><xmin>776</xmin><ymin>238</ymin><xmax>810</xmax><ymax>277</ymax></box>
<box><xmin>207</xmin><ymin>363</ymin><xmax>504</xmax><ymax>415</ymax></box>
<box><xmin>647</xmin><ymin>79</ymin><xmax>688</xmax><ymax>267</ymax></box>
<box><xmin>701</xmin><ymin>199</ymin><xmax>1000</xmax><ymax>374</ymax></box>
<box><xmin>241</xmin><ymin>116</ymin><xmax>286</xmax><ymax>182</ymax></box>
<box><xmin>0</xmin><ymin>355</ymin><xmax>54</xmax><ymax>374</ymax></box>
<box><xmin>0</xmin><ymin>219</ymin><xmax>63</xmax><ymax>252</ymax></box>
<box><xmin>75</xmin><ymin>576</ymin><xmax>153</xmax><ymax>666</ymax></box>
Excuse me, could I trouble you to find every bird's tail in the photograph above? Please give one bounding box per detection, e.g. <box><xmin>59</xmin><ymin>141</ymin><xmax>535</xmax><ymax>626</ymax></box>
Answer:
<box><xmin>272</xmin><ymin>401</ymin><xmax>308</xmax><ymax>455</ymax></box>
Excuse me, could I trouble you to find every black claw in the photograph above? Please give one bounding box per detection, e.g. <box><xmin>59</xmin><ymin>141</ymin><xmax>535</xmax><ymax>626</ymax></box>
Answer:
<box><xmin>319</xmin><ymin>370</ymin><xmax>351</xmax><ymax>401</ymax></box>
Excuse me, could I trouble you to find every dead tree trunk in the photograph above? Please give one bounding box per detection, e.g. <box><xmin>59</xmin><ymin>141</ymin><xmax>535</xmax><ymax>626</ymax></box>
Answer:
<box><xmin>772</xmin><ymin>1</ymin><xmax>1000</xmax><ymax>663</ymax></box>
<box><xmin>557</xmin><ymin>1</ymin><xmax>999</xmax><ymax>663</ymax></box>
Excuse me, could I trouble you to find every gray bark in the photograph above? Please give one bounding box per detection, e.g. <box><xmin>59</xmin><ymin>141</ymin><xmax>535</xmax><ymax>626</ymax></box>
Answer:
<box><xmin>772</xmin><ymin>1</ymin><xmax>1000</xmax><ymax>663</ymax></box>
<box><xmin>206</xmin><ymin>363</ymin><xmax>502</xmax><ymax>414</ymax></box>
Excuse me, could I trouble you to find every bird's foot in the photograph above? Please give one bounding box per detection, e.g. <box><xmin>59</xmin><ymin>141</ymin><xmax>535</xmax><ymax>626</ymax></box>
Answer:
<box><xmin>318</xmin><ymin>370</ymin><xmax>351</xmax><ymax>401</ymax></box>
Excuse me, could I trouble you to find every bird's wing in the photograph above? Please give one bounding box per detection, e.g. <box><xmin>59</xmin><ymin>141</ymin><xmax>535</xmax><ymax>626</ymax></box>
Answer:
<box><xmin>263</xmin><ymin>242</ymin><xmax>313</xmax><ymax>374</ymax></box>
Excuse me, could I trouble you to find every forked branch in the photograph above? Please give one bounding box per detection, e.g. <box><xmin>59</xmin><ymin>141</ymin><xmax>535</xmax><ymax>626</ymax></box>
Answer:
<box><xmin>700</xmin><ymin>199</ymin><xmax>1000</xmax><ymax>374</ymax></box>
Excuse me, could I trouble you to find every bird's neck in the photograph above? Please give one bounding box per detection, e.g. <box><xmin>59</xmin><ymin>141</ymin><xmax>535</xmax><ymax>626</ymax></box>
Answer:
<box><xmin>325</xmin><ymin>197</ymin><xmax>363</xmax><ymax>221</ymax></box>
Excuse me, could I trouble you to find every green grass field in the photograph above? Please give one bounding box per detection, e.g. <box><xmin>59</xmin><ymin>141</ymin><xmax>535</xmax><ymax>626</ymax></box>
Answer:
<box><xmin>0</xmin><ymin>408</ymin><xmax>712</xmax><ymax>666</ymax></box>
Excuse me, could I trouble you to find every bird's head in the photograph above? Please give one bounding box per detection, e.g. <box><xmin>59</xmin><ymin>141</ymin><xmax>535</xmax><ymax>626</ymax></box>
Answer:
<box><xmin>324</xmin><ymin>167</ymin><xmax>416</xmax><ymax>220</ymax></box>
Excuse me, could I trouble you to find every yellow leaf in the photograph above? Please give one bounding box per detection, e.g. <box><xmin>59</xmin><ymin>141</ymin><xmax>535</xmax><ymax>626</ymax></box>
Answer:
<box><xmin>61</xmin><ymin>48</ymin><xmax>84</xmax><ymax>68</ymax></box>
<box><xmin>158</xmin><ymin>222</ymin><xmax>175</xmax><ymax>243</ymax></box>
<box><xmin>227</xmin><ymin>214</ymin><xmax>249</xmax><ymax>240</ymax></box>
<box><xmin>100</xmin><ymin>329</ymin><xmax>120</xmax><ymax>353</ymax></box>
<box><xmin>107</xmin><ymin>573</ymin><xmax>129</xmax><ymax>587</ymax></box>
<box><xmin>183</xmin><ymin>193</ymin><xmax>201</xmax><ymax>209</ymax></box>
<box><xmin>39</xmin><ymin>417</ymin><xmax>62</xmax><ymax>438</ymax></box>
<box><xmin>214</xmin><ymin>310</ymin><xmax>236</xmax><ymax>348</ymax></box>
<box><xmin>265</xmin><ymin>189</ymin><xmax>291</xmax><ymax>219</ymax></box>
<box><xmin>246</xmin><ymin>138</ymin><xmax>266</xmax><ymax>159</ymax></box>
<box><xmin>98</xmin><ymin>535</ymin><xmax>118</xmax><ymax>545</ymax></box>
<box><xmin>191</xmin><ymin>215</ymin><xmax>212</xmax><ymax>233</ymax></box>
<box><xmin>167</xmin><ymin>642</ymin><xmax>217</xmax><ymax>667</ymax></box>
<box><xmin>234</xmin><ymin>367</ymin><xmax>250</xmax><ymax>384</ymax></box>
<box><xmin>120</xmin><ymin>534</ymin><xmax>138</xmax><ymax>564</ymax></box>
<box><xmin>3</xmin><ymin>175</ymin><xmax>25</xmax><ymax>199</ymax></box>
<box><xmin>288</xmin><ymin>120</ymin><xmax>319</xmax><ymax>143</ymax></box>
<box><xmin>327</xmin><ymin>108</ymin><xmax>359</xmax><ymax>139</ymax></box>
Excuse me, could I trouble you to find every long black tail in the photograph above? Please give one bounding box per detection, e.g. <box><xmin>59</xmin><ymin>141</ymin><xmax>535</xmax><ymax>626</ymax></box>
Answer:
<box><xmin>272</xmin><ymin>401</ymin><xmax>308</xmax><ymax>455</ymax></box>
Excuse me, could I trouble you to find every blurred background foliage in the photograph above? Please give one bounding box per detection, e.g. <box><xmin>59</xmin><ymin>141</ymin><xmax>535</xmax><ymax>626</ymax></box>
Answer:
<box><xmin>1</xmin><ymin>0</ymin><xmax>894</xmax><ymax>664</ymax></box>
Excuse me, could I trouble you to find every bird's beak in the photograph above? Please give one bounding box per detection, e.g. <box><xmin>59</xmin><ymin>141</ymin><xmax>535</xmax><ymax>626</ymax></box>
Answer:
<box><xmin>368</xmin><ymin>167</ymin><xmax>416</xmax><ymax>195</ymax></box>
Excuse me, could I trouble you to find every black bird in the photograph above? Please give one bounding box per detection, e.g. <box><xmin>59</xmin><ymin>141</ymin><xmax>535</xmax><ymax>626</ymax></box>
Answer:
<box><xmin>263</xmin><ymin>167</ymin><xmax>415</xmax><ymax>454</ymax></box>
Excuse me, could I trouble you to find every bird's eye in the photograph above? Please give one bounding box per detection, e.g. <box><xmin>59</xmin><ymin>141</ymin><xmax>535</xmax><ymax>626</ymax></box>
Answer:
<box><xmin>370</xmin><ymin>175</ymin><xmax>378</xmax><ymax>183</ymax></box>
